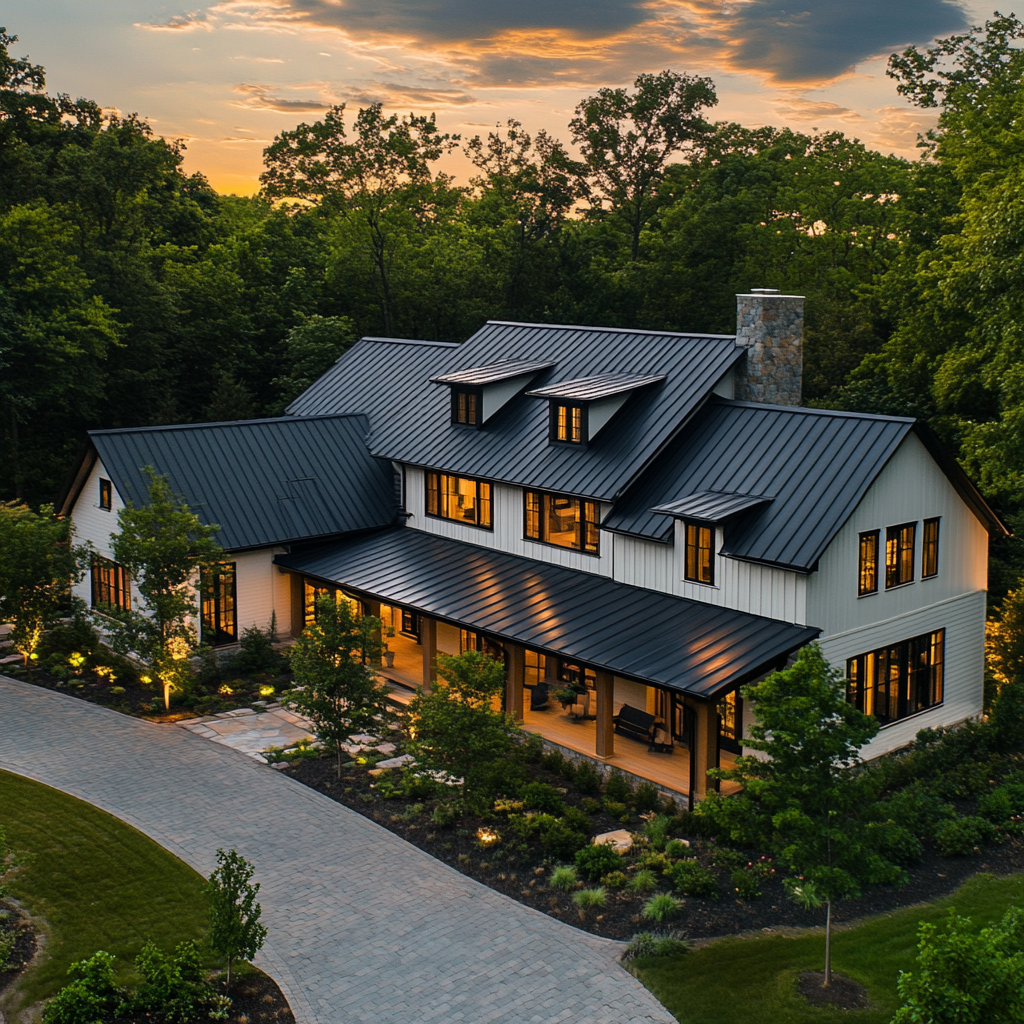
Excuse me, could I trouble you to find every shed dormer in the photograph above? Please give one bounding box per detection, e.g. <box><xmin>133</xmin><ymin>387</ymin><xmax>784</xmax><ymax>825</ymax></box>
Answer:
<box><xmin>431</xmin><ymin>359</ymin><xmax>554</xmax><ymax>427</ymax></box>
<box><xmin>526</xmin><ymin>373</ymin><xmax>665</xmax><ymax>445</ymax></box>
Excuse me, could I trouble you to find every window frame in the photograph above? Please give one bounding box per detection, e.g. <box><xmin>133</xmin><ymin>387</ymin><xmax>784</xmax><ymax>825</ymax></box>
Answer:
<box><xmin>425</xmin><ymin>470</ymin><xmax>493</xmax><ymax>530</ymax></box>
<box><xmin>922</xmin><ymin>517</ymin><xmax>940</xmax><ymax>579</ymax></box>
<box><xmin>450</xmin><ymin>386</ymin><xmax>482</xmax><ymax>427</ymax></box>
<box><xmin>549</xmin><ymin>401</ymin><xmax>586</xmax><ymax>445</ymax></box>
<box><xmin>98</xmin><ymin>478</ymin><xmax>113</xmax><ymax>511</ymax></box>
<box><xmin>858</xmin><ymin>529</ymin><xmax>880</xmax><ymax>597</ymax></box>
<box><xmin>201</xmin><ymin>561</ymin><xmax>238</xmax><ymax>647</ymax></box>
<box><xmin>885</xmin><ymin>521</ymin><xmax>917</xmax><ymax>589</ymax></box>
<box><xmin>522</xmin><ymin>489</ymin><xmax>600</xmax><ymax>555</ymax></box>
<box><xmin>91</xmin><ymin>556</ymin><xmax>130</xmax><ymax>613</ymax></box>
<box><xmin>683</xmin><ymin>521</ymin><xmax>715</xmax><ymax>586</ymax></box>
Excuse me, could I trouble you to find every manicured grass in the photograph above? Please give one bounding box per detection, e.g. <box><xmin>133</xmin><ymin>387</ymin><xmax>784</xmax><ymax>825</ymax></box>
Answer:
<box><xmin>636</xmin><ymin>872</ymin><xmax>1024</xmax><ymax>1023</ymax></box>
<box><xmin>0</xmin><ymin>769</ymin><xmax>210</xmax><ymax>1010</ymax></box>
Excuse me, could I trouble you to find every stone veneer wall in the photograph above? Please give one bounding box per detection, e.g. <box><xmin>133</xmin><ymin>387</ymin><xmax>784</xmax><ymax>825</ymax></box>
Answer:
<box><xmin>734</xmin><ymin>291</ymin><xmax>804</xmax><ymax>406</ymax></box>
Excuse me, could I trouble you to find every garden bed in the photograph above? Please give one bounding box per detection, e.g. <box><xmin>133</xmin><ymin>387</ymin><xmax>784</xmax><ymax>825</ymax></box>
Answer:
<box><xmin>221</xmin><ymin>967</ymin><xmax>295</xmax><ymax>1024</ymax></box>
<box><xmin>281</xmin><ymin>747</ymin><xmax>1024</xmax><ymax>942</ymax></box>
<box><xmin>0</xmin><ymin>902</ymin><xmax>38</xmax><ymax>996</ymax></box>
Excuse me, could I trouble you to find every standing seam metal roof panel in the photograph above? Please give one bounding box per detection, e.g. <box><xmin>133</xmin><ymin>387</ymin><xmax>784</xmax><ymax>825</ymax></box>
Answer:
<box><xmin>274</xmin><ymin>528</ymin><xmax>819</xmax><ymax>698</ymax></box>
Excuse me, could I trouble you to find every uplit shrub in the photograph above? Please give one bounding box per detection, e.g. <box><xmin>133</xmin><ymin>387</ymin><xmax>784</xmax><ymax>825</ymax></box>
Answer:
<box><xmin>575</xmin><ymin>841</ymin><xmax>623</xmax><ymax>881</ymax></box>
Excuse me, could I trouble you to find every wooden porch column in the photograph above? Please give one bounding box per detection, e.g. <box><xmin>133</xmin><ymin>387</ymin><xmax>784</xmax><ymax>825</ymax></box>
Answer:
<box><xmin>595</xmin><ymin>669</ymin><xmax>614</xmax><ymax>759</ymax></box>
<box><xmin>289</xmin><ymin>574</ymin><xmax>304</xmax><ymax>638</ymax></box>
<box><xmin>505</xmin><ymin>643</ymin><xmax>525</xmax><ymax>722</ymax></box>
<box><xmin>692</xmin><ymin>699</ymin><xmax>720</xmax><ymax>801</ymax></box>
<box><xmin>420</xmin><ymin>614</ymin><xmax>437</xmax><ymax>692</ymax></box>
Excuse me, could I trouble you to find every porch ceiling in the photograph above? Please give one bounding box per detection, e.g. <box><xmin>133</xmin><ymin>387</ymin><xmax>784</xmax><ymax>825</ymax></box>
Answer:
<box><xmin>275</xmin><ymin>528</ymin><xmax>819</xmax><ymax>700</ymax></box>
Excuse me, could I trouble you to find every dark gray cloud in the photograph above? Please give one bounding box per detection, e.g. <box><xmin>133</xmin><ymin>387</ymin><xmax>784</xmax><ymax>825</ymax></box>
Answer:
<box><xmin>233</xmin><ymin>84</ymin><xmax>331</xmax><ymax>112</ymax></box>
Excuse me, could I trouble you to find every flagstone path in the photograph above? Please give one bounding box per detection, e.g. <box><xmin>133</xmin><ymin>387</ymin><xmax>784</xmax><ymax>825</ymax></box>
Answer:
<box><xmin>0</xmin><ymin>677</ymin><xmax>673</xmax><ymax>1024</ymax></box>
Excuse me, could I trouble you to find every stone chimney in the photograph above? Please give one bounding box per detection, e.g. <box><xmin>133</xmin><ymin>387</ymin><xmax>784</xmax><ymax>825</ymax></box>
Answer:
<box><xmin>734</xmin><ymin>288</ymin><xmax>804</xmax><ymax>406</ymax></box>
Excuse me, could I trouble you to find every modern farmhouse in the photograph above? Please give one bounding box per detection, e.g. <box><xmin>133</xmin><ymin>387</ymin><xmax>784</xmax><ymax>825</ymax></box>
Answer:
<box><xmin>61</xmin><ymin>290</ymin><xmax>1005</xmax><ymax>805</ymax></box>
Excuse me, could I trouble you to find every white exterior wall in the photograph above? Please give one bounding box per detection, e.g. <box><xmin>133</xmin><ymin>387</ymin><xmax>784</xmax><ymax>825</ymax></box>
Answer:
<box><xmin>70</xmin><ymin>457</ymin><xmax>124</xmax><ymax>607</ymax></box>
<box><xmin>404</xmin><ymin>467</ymin><xmax>614</xmax><ymax>577</ymax></box>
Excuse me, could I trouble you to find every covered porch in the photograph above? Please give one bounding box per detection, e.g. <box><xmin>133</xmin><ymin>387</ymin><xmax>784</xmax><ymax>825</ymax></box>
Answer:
<box><xmin>276</xmin><ymin>527</ymin><xmax>816</xmax><ymax>803</ymax></box>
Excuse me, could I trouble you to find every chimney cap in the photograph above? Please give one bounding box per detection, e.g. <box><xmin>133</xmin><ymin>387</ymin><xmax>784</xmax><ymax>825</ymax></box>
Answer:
<box><xmin>749</xmin><ymin>287</ymin><xmax>780</xmax><ymax>294</ymax></box>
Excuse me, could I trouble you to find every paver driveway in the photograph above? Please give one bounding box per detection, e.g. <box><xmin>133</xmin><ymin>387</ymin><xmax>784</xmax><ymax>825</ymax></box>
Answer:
<box><xmin>0</xmin><ymin>679</ymin><xmax>674</xmax><ymax>1024</ymax></box>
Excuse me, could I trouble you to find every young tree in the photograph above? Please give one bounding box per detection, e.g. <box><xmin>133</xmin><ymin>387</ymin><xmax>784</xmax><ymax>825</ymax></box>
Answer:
<box><xmin>893</xmin><ymin>909</ymin><xmax>1024</xmax><ymax>1023</ymax></box>
<box><xmin>0</xmin><ymin>501</ymin><xmax>83</xmax><ymax>663</ymax></box>
<box><xmin>106</xmin><ymin>469</ymin><xmax>222</xmax><ymax>708</ymax></box>
<box><xmin>205</xmin><ymin>848</ymin><xmax>267</xmax><ymax>988</ymax></box>
<box><xmin>287</xmin><ymin>594</ymin><xmax>388</xmax><ymax>775</ymax></box>
<box><xmin>407</xmin><ymin>650</ymin><xmax>520</xmax><ymax>812</ymax></box>
<box><xmin>570</xmin><ymin>70</ymin><xmax>717</xmax><ymax>259</ymax></box>
<box><xmin>705</xmin><ymin>644</ymin><xmax>888</xmax><ymax>986</ymax></box>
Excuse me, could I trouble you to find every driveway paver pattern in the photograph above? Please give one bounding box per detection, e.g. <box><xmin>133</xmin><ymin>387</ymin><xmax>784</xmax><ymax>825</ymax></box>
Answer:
<box><xmin>0</xmin><ymin>678</ymin><xmax>673</xmax><ymax>1024</ymax></box>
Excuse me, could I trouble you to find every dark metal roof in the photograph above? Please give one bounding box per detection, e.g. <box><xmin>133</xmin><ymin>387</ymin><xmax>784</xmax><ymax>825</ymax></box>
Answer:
<box><xmin>604</xmin><ymin>399</ymin><xmax>918</xmax><ymax>570</ymax></box>
<box><xmin>87</xmin><ymin>416</ymin><xmax>397</xmax><ymax>551</ymax></box>
<box><xmin>275</xmin><ymin>527</ymin><xmax>819</xmax><ymax>699</ymax></box>
<box><xmin>430</xmin><ymin>359</ymin><xmax>554</xmax><ymax>386</ymax></box>
<box><xmin>652</xmin><ymin>491</ymin><xmax>773</xmax><ymax>522</ymax></box>
<box><xmin>287</xmin><ymin>322</ymin><xmax>741</xmax><ymax>501</ymax></box>
<box><xmin>525</xmin><ymin>373</ymin><xmax>666</xmax><ymax>402</ymax></box>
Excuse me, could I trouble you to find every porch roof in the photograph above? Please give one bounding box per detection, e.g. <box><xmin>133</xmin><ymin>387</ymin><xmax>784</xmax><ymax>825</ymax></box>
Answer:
<box><xmin>275</xmin><ymin>528</ymin><xmax>819</xmax><ymax>699</ymax></box>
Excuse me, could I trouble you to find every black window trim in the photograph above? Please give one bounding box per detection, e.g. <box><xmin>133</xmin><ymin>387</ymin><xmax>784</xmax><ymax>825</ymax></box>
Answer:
<box><xmin>201</xmin><ymin>561</ymin><xmax>238</xmax><ymax>648</ymax></box>
<box><xmin>548</xmin><ymin>400</ymin><xmax>587</xmax><ymax>447</ymax></box>
<box><xmin>450</xmin><ymin>385</ymin><xmax>483</xmax><ymax>427</ymax></box>
<box><xmin>683</xmin><ymin>519</ymin><xmax>716</xmax><ymax>587</ymax></box>
<box><xmin>522</xmin><ymin>487</ymin><xmax>601</xmax><ymax>556</ymax></box>
<box><xmin>922</xmin><ymin>517</ymin><xmax>941</xmax><ymax>579</ymax></box>
<box><xmin>90</xmin><ymin>555</ymin><xmax>130</xmax><ymax>614</ymax></box>
<box><xmin>885</xmin><ymin>520</ymin><xmax>917</xmax><ymax>590</ymax></box>
<box><xmin>98</xmin><ymin>477</ymin><xmax>113</xmax><ymax>511</ymax></box>
<box><xmin>425</xmin><ymin>470</ymin><xmax>494</xmax><ymax>531</ymax></box>
<box><xmin>858</xmin><ymin>529</ymin><xmax>880</xmax><ymax>597</ymax></box>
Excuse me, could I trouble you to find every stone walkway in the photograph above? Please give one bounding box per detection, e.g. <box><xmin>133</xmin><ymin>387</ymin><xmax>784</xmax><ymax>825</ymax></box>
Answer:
<box><xmin>177</xmin><ymin>706</ymin><xmax>318</xmax><ymax>759</ymax></box>
<box><xmin>0</xmin><ymin>678</ymin><xmax>673</xmax><ymax>1024</ymax></box>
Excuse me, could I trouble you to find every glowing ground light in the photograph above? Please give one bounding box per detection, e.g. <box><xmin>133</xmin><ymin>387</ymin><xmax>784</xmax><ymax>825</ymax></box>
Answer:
<box><xmin>476</xmin><ymin>827</ymin><xmax>500</xmax><ymax>849</ymax></box>
<box><xmin>219</xmin><ymin>685</ymin><xmax>235</xmax><ymax>696</ymax></box>
<box><xmin>259</xmin><ymin>685</ymin><xmax>275</xmax><ymax>697</ymax></box>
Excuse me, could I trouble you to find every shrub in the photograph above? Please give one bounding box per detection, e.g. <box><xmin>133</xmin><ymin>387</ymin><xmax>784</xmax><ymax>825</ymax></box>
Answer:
<box><xmin>627</xmin><ymin>868</ymin><xmax>659</xmax><ymax>894</ymax></box>
<box><xmin>522</xmin><ymin>781</ymin><xmax>565</xmax><ymax>815</ymax></box>
<box><xmin>664</xmin><ymin>839</ymin><xmax>694</xmax><ymax>860</ymax></box>
<box><xmin>400</xmin><ymin>769</ymin><xmax>436</xmax><ymax>800</ymax></box>
<box><xmin>672</xmin><ymin>809</ymin><xmax>720</xmax><ymax>839</ymax></box>
<box><xmin>634</xmin><ymin>782</ymin><xmax>660</xmax><ymax>813</ymax></box>
<box><xmin>558</xmin><ymin>757</ymin><xmax>578</xmax><ymax>783</ymax></box>
<box><xmin>550</xmin><ymin>865</ymin><xmax>579</xmax><ymax>891</ymax></box>
<box><xmin>130</xmin><ymin>940</ymin><xmax>229</xmax><ymax>1023</ymax></box>
<box><xmin>42</xmin><ymin>951</ymin><xmax>123</xmax><ymax>1024</ymax></box>
<box><xmin>432</xmin><ymin>803</ymin><xmax>457</xmax><ymax>827</ymax></box>
<box><xmin>231</xmin><ymin>622</ymin><xmax>284</xmax><ymax>676</ymax></box>
<box><xmin>603</xmin><ymin>800</ymin><xmax>628</xmax><ymax>818</ymax></box>
<box><xmin>580</xmin><ymin>797</ymin><xmax>602</xmax><ymax>815</ymax></box>
<box><xmin>636</xmin><ymin>851</ymin><xmax>671</xmax><ymax>874</ymax></box>
<box><xmin>935</xmin><ymin>816</ymin><xmax>996</xmax><ymax>856</ymax></box>
<box><xmin>602</xmin><ymin>870</ymin><xmax>629</xmax><ymax>888</ymax></box>
<box><xmin>575</xmin><ymin>842</ymin><xmax>624</xmax><ymax>880</ymax></box>
<box><xmin>731</xmin><ymin>868</ymin><xmax>761</xmax><ymax>901</ymax></box>
<box><xmin>522</xmin><ymin>733</ymin><xmax>544</xmax><ymax>763</ymax></box>
<box><xmin>641</xmin><ymin>814</ymin><xmax>671</xmax><ymax>850</ymax></box>
<box><xmin>572</xmin><ymin>887</ymin><xmax>606</xmax><ymax>912</ymax></box>
<box><xmin>748</xmin><ymin>856</ymin><xmax>776</xmax><ymax>879</ymax></box>
<box><xmin>621</xmin><ymin>932</ymin><xmax>658</xmax><ymax>961</ymax></box>
<box><xmin>870</xmin><ymin>782</ymin><xmax>957</xmax><ymax>840</ymax></box>
<box><xmin>573</xmin><ymin>760</ymin><xmax>603</xmax><ymax>795</ymax></box>
<box><xmin>980</xmin><ymin>781</ymin><xmax>1024</xmax><ymax>823</ymax></box>
<box><xmin>670</xmin><ymin>861</ymin><xmax>718</xmax><ymax>897</ymax></box>
<box><xmin>866</xmin><ymin>820</ymin><xmax>924</xmax><ymax>865</ymax></box>
<box><xmin>562</xmin><ymin>806</ymin><xmax>591</xmax><ymax>833</ymax></box>
<box><xmin>541</xmin><ymin>823</ymin><xmax>589</xmax><ymax>860</ymax></box>
<box><xmin>707</xmin><ymin>845</ymin><xmax>744</xmax><ymax>869</ymax></box>
<box><xmin>642</xmin><ymin>894</ymin><xmax>681</xmax><ymax>922</ymax></box>
<box><xmin>541</xmin><ymin>750</ymin><xmax>567</xmax><ymax>774</ymax></box>
<box><xmin>605</xmin><ymin>770</ymin><xmax>633</xmax><ymax>803</ymax></box>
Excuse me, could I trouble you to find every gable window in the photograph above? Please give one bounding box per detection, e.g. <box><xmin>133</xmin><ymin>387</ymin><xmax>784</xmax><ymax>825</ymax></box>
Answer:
<box><xmin>98</xmin><ymin>478</ymin><xmax>112</xmax><ymax>511</ymax></box>
<box><xmin>524</xmin><ymin>490</ymin><xmax>600</xmax><ymax>554</ymax></box>
<box><xmin>858</xmin><ymin>530</ymin><xmax>879</xmax><ymax>596</ymax></box>
<box><xmin>91</xmin><ymin>556</ymin><xmax>130</xmax><ymax>613</ymax></box>
<box><xmin>922</xmin><ymin>518</ymin><xmax>940</xmax><ymax>578</ymax></box>
<box><xmin>684</xmin><ymin>523</ymin><xmax>714</xmax><ymax>585</ymax></box>
<box><xmin>451</xmin><ymin>387</ymin><xmax>480</xmax><ymax>426</ymax></box>
<box><xmin>885</xmin><ymin>522</ymin><xmax>916</xmax><ymax>588</ymax></box>
<box><xmin>201</xmin><ymin>562</ymin><xmax>237</xmax><ymax>647</ymax></box>
<box><xmin>846</xmin><ymin>629</ymin><xmax>944</xmax><ymax>725</ymax></box>
<box><xmin>551</xmin><ymin>403</ymin><xmax>583</xmax><ymax>444</ymax></box>
<box><xmin>426</xmin><ymin>471</ymin><xmax>493</xmax><ymax>529</ymax></box>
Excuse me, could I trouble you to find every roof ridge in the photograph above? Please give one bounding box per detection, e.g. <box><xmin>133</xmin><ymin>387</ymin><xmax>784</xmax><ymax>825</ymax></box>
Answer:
<box><xmin>358</xmin><ymin>337</ymin><xmax>459</xmax><ymax>348</ymax></box>
<box><xmin>713</xmin><ymin>397</ymin><xmax>917</xmax><ymax>425</ymax></box>
<box><xmin>89</xmin><ymin>414</ymin><xmax>365</xmax><ymax>437</ymax></box>
<box><xmin>483</xmin><ymin>320</ymin><xmax>737</xmax><ymax>340</ymax></box>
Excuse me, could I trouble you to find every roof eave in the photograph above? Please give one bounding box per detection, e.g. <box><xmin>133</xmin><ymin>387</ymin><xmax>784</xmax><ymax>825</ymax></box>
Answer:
<box><xmin>57</xmin><ymin>442</ymin><xmax>98</xmax><ymax>518</ymax></box>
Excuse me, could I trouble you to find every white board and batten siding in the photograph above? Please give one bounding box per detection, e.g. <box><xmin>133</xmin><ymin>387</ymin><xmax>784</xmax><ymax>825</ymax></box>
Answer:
<box><xmin>403</xmin><ymin>467</ymin><xmax>614</xmax><ymax>577</ymax></box>
<box><xmin>70</xmin><ymin>457</ymin><xmax>123</xmax><ymax>607</ymax></box>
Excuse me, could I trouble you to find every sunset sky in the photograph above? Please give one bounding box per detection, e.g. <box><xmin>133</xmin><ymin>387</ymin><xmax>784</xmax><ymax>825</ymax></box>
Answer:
<box><xmin>7</xmin><ymin>0</ymin><xmax>990</xmax><ymax>194</ymax></box>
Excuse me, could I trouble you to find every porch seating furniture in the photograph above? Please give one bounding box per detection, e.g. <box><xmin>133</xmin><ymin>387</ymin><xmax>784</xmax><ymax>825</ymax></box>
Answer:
<box><xmin>614</xmin><ymin>704</ymin><xmax>656</xmax><ymax>743</ymax></box>
<box><xmin>529</xmin><ymin>682</ymin><xmax>551</xmax><ymax>711</ymax></box>
<box><xmin>648</xmin><ymin>724</ymin><xmax>673</xmax><ymax>753</ymax></box>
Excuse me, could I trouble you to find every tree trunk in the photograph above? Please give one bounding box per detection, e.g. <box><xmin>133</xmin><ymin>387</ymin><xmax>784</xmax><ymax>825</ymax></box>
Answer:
<box><xmin>824</xmin><ymin>900</ymin><xmax>832</xmax><ymax>987</ymax></box>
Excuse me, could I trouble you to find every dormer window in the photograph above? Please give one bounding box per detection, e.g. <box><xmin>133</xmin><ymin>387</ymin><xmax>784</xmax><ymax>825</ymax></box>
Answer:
<box><xmin>553</xmin><ymin>403</ymin><xmax>584</xmax><ymax>444</ymax></box>
<box><xmin>451</xmin><ymin>387</ymin><xmax>481</xmax><ymax>426</ymax></box>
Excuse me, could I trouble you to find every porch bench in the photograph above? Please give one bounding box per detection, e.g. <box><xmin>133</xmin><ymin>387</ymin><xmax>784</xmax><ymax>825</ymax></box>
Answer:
<box><xmin>613</xmin><ymin>704</ymin><xmax>656</xmax><ymax>743</ymax></box>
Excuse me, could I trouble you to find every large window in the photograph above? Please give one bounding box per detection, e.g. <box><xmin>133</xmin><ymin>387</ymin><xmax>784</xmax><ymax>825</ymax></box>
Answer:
<box><xmin>451</xmin><ymin>387</ymin><xmax>480</xmax><ymax>426</ymax></box>
<box><xmin>717</xmin><ymin>690</ymin><xmax>742</xmax><ymax>753</ymax></box>
<box><xmin>885</xmin><ymin>522</ymin><xmax>917</xmax><ymax>589</ymax></box>
<box><xmin>91</xmin><ymin>557</ymin><xmax>130</xmax><ymax>613</ymax></box>
<box><xmin>550</xmin><ymin>403</ymin><xmax>583</xmax><ymax>444</ymax></box>
<box><xmin>426</xmin><ymin>471</ymin><xmax>493</xmax><ymax>529</ymax></box>
<box><xmin>684</xmin><ymin>522</ymin><xmax>714</xmax><ymax>585</ymax></box>
<box><xmin>201</xmin><ymin>562</ymin><xmax>237</xmax><ymax>647</ymax></box>
<box><xmin>524</xmin><ymin>490</ymin><xmax>600</xmax><ymax>554</ymax></box>
<box><xmin>846</xmin><ymin>629</ymin><xmax>944</xmax><ymax>725</ymax></box>
<box><xmin>923</xmin><ymin>518</ymin><xmax>940</xmax><ymax>578</ymax></box>
<box><xmin>858</xmin><ymin>530</ymin><xmax>879</xmax><ymax>596</ymax></box>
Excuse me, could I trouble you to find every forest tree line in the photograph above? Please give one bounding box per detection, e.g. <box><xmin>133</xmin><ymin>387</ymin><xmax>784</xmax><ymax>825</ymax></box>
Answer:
<box><xmin>2</xmin><ymin>17</ymin><xmax>1024</xmax><ymax>591</ymax></box>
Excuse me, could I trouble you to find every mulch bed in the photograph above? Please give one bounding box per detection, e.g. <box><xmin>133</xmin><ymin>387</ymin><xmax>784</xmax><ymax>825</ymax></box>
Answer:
<box><xmin>0</xmin><ymin>902</ymin><xmax>38</xmax><ymax>995</ymax></box>
<box><xmin>797</xmin><ymin>971</ymin><xmax>870</xmax><ymax>1009</ymax></box>
<box><xmin>282</xmin><ymin>754</ymin><xmax>1024</xmax><ymax>943</ymax></box>
<box><xmin>222</xmin><ymin>969</ymin><xmax>295</xmax><ymax>1024</ymax></box>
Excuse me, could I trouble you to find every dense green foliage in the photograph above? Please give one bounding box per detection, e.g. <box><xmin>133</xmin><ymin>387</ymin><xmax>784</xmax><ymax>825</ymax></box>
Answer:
<box><xmin>4</xmin><ymin>20</ymin><xmax>1024</xmax><ymax>586</ymax></box>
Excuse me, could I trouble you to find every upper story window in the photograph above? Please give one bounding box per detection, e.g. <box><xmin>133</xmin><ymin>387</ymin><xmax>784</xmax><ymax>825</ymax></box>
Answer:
<box><xmin>551</xmin><ymin>403</ymin><xmax>584</xmax><ymax>444</ymax></box>
<box><xmin>524</xmin><ymin>490</ymin><xmax>600</xmax><ymax>554</ymax></box>
<box><xmin>886</xmin><ymin>522</ymin><xmax>916</xmax><ymax>589</ymax></box>
<box><xmin>91</xmin><ymin>556</ymin><xmax>130</xmax><ymax>613</ymax></box>
<box><xmin>923</xmin><ymin>517</ymin><xmax>940</xmax><ymax>578</ymax></box>
<box><xmin>846</xmin><ymin>629</ymin><xmax>944</xmax><ymax>725</ymax></box>
<box><xmin>426</xmin><ymin>471</ymin><xmax>493</xmax><ymax>529</ymax></box>
<box><xmin>684</xmin><ymin>522</ymin><xmax>715</xmax><ymax>585</ymax></box>
<box><xmin>858</xmin><ymin>530</ymin><xmax>879</xmax><ymax>596</ymax></box>
<box><xmin>98</xmin><ymin>478</ymin><xmax>112</xmax><ymax>511</ymax></box>
<box><xmin>451</xmin><ymin>387</ymin><xmax>481</xmax><ymax>426</ymax></box>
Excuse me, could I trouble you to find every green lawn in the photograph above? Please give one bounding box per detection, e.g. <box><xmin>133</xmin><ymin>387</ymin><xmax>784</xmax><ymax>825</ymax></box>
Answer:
<box><xmin>636</xmin><ymin>872</ymin><xmax>1024</xmax><ymax>1023</ymax></box>
<box><xmin>0</xmin><ymin>769</ymin><xmax>211</xmax><ymax>1010</ymax></box>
